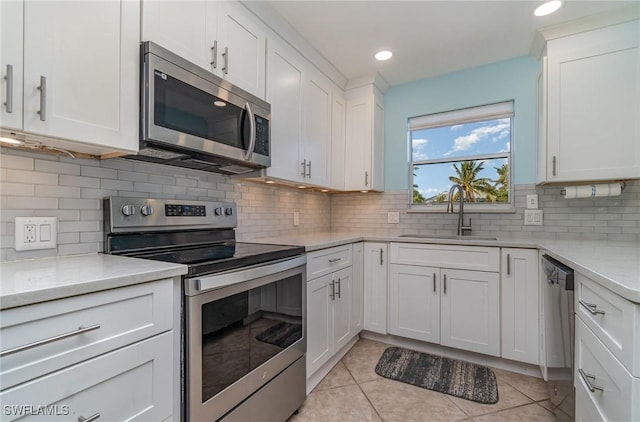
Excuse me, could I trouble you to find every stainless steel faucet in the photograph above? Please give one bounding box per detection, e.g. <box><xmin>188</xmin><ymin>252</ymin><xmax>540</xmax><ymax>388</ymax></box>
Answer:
<box><xmin>447</xmin><ymin>184</ymin><xmax>472</xmax><ymax>236</ymax></box>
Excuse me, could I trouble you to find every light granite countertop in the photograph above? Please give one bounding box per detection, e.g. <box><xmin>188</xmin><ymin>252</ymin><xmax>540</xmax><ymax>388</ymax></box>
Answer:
<box><xmin>0</xmin><ymin>254</ymin><xmax>187</xmax><ymax>309</ymax></box>
<box><xmin>254</xmin><ymin>231</ymin><xmax>640</xmax><ymax>304</ymax></box>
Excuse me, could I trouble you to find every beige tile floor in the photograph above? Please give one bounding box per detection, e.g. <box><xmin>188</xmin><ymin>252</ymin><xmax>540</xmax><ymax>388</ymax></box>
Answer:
<box><xmin>290</xmin><ymin>338</ymin><xmax>572</xmax><ymax>422</ymax></box>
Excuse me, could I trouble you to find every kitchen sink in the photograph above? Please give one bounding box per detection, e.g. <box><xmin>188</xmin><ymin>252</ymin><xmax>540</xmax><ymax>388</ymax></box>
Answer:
<box><xmin>398</xmin><ymin>234</ymin><xmax>497</xmax><ymax>241</ymax></box>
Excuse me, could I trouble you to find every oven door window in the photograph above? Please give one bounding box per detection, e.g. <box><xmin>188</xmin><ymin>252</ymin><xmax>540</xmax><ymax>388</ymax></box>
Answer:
<box><xmin>200</xmin><ymin>274</ymin><xmax>303</xmax><ymax>403</ymax></box>
<box><xmin>153</xmin><ymin>71</ymin><xmax>250</xmax><ymax>150</ymax></box>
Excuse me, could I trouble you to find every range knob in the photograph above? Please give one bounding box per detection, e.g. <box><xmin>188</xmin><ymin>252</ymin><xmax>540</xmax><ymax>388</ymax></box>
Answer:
<box><xmin>140</xmin><ymin>205</ymin><xmax>154</xmax><ymax>216</ymax></box>
<box><xmin>214</xmin><ymin>207</ymin><xmax>224</xmax><ymax>216</ymax></box>
<box><xmin>225</xmin><ymin>208</ymin><xmax>234</xmax><ymax>216</ymax></box>
<box><xmin>121</xmin><ymin>204</ymin><xmax>136</xmax><ymax>216</ymax></box>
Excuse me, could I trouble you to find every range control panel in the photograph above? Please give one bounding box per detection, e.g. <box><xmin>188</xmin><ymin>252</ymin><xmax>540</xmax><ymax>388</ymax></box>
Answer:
<box><xmin>105</xmin><ymin>197</ymin><xmax>237</xmax><ymax>233</ymax></box>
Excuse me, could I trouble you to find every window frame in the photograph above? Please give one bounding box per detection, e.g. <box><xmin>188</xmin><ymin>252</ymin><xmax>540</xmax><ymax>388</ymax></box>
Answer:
<box><xmin>408</xmin><ymin>101</ymin><xmax>515</xmax><ymax>213</ymax></box>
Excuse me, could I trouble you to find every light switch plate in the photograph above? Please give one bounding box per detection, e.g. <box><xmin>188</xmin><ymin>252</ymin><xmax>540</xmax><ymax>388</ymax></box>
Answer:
<box><xmin>526</xmin><ymin>194</ymin><xmax>539</xmax><ymax>209</ymax></box>
<box><xmin>524</xmin><ymin>209</ymin><xmax>543</xmax><ymax>226</ymax></box>
<box><xmin>387</xmin><ymin>212</ymin><xmax>400</xmax><ymax>224</ymax></box>
<box><xmin>293</xmin><ymin>212</ymin><xmax>300</xmax><ymax>227</ymax></box>
<box><xmin>15</xmin><ymin>217</ymin><xmax>57</xmax><ymax>251</ymax></box>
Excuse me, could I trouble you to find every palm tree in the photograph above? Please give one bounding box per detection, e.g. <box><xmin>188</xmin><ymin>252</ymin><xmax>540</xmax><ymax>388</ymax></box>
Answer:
<box><xmin>449</xmin><ymin>160</ymin><xmax>496</xmax><ymax>202</ymax></box>
<box><xmin>493</xmin><ymin>163</ymin><xmax>509</xmax><ymax>202</ymax></box>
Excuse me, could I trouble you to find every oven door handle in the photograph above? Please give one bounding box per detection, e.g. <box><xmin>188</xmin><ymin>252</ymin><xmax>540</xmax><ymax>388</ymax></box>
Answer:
<box><xmin>186</xmin><ymin>255</ymin><xmax>307</xmax><ymax>295</ymax></box>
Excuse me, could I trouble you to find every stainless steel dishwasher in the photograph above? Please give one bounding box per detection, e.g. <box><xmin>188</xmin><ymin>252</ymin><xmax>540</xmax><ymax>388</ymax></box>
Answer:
<box><xmin>541</xmin><ymin>254</ymin><xmax>575</xmax><ymax>419</ymax></box>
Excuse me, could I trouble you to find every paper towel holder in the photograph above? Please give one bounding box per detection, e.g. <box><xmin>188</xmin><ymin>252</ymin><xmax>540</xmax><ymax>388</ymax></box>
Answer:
<box><xmin>560</xmin><ymin>181</ymin><xmax>626</xmax><ymax>197</ymax></box>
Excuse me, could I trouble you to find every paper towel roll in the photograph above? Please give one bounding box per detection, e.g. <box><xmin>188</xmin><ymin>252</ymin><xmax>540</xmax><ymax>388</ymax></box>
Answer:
<box><xmin>561</xmin><ymin>183</ymin><xmax>623</xmax><ymax>199</ymax></box>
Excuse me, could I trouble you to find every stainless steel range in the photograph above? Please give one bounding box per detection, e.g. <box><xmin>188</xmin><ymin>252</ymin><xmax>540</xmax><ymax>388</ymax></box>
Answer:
<box><xmin>104</xmin><ymin>197</ymin><xmax>306</xmax><ymax>421</ymax></box>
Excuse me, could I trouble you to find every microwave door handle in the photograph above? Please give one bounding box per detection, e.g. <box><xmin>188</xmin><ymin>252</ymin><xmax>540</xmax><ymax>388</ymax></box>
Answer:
<box><xmin>243</xmin><ymin>102</ymin><xmax>256</xmax><ymax>160</ymax></box>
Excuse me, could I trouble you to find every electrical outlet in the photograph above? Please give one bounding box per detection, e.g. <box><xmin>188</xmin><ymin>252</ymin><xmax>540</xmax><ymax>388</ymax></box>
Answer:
<box><xmin>387</xmin><ymin>212</ymin><xmax>400</xmax><ymax>224</ymax></box>
<box><xmin>524</xmin><ymin>209</ymin><xmax>543</xmax><ymax>226</ymax></box>
<box><xmin>24</xmin><ymin>224</ymin><xmax>37</xmax><ymax>243</ymax></box>
<box><xmin>15</xmin><ymin>217</ymin><xmax>57</xmax><ymax>251</ymax></box>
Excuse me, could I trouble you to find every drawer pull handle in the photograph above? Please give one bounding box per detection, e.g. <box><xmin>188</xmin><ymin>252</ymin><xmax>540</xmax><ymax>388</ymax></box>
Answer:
<box><xmin>336</xmin><ymin>277</ymin><xmax>341</xmax><ymax>299</ymax></box>
<box><xmin>379</xmin><ymin>248</ymin><xmax>384</xmax><ymax>266</ymax></box>
<box><xmin>78</xmin><ymin>413</ymin><xmax>101</xmax><ymax>422</ymax></box>
<box><xmin>443</xmin><ymin>274</ymin><xmax>447</xmax><ymax>294</ymax></box>
<box><xmin>4</xmin><ymin>64</ymin><xmax>13</xmax><ymax>113</ymax></box>
<box><xmin>37</xmin><ymin>76</ymin><xmax>46</xmax><ymax>121</ymax></box>
<box><xmin>328</xmin><ymin>258</ymin><xmax>342</xmax><ymax>263</ymax></box>
<box><xmin>578</xmin><ymin>368</ymin><xmax>604</xmax><ymax>393</ymax></box>
<box><xmin>329</xmin><ymin>280</ymin><xmax>335</xmax><ymax>300</ymax></box>
<box><xmin>579</xmin><ymin>300</ymin><xmax>605</xmax><ymax>316</ymax></box>
<box><xmin>0</xmin><ymin>324</ymin><xmax>101</xmax><ymax>357</ymax></box>
<box><xmin>506</xmin><ymin>253</ymin><xmax>511</xmax><ymax>275</ymax></box>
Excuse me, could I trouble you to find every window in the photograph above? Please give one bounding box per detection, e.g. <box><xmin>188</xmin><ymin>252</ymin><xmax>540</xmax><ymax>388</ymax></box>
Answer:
<box><xmin>409</xmin><ymin>101</ymin><xmax>513</xmax><ymax>210</ymax></box>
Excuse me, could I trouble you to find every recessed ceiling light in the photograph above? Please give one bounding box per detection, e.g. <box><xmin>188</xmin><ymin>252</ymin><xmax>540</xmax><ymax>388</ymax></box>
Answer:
<box><xmin>297</xmin><ymin>185</ymin><xmax>306</xmax><ymax>189</ymax></box>
<box><xmin>214</xmin><ymin>100</ymin><xmax>226</xmax><ymax>107</ymax></box>
<box><xmin>320</xmin><ymin>189</ymin><xmax>329</xmax><ymax>193</ymax></box>
<box><xmin>265</xmin><ymin>180</ymin><xmax>275</xmax><ymax>184</ymax></box>
<box><xmin>375</xmin><ymin>50</ymin><xmax>393</xmax><ymax>61</ymax></box>
<box><xmin>534</xmin><ymin>0</ymin><xmax>562</xmax><ymax>17</ymax></box>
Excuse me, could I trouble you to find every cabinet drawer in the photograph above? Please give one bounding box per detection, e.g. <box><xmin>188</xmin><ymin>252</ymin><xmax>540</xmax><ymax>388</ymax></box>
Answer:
<box><xmin>390</xmin><ymin>243</ymin><xmax>499</xmax><ymax>272</ymax></box>
<box><xmin>306</xmin><ymin>244</ymin><xmax>352</xmax><ymax>280</ymax></box>
<box><xmin>575</xmin><ymin>317</ymin><xmax>640</xmax><ymax>422</ymax></box>
<box><xmin>576</xmin><ymin>273</ymin><xmax>640</xmax><ymax>376</ymax></box>
<box><xmin>0</xmin><ymin>331</ymin><xmax>173</xmax><ymax>422</ymax></box>
<box><xmin>0</xmin><ymin>279</ymin><xmax>173</xmax><ymax>390</ymax></box>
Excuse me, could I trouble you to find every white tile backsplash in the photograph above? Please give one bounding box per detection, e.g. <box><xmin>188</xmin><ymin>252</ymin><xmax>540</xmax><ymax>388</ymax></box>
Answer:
<box><xmin>1</xmin><ymin>147</ymin><xmax>638</xmax><ymax>261</ymax></box>
<box><xmin>0</xmin><ymin>147</ymin><xmax>331</xmax><ymax>261</ymax></box>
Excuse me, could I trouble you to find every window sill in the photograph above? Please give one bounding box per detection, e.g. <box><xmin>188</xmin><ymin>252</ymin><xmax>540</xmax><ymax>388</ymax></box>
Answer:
<box><xmin>407</xmin><ymin>204</ymin><xmax>516</xmax><ymax>214</ymax></box>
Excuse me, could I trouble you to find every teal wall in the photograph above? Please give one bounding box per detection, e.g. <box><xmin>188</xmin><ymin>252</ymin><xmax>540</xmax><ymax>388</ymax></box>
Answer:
<box><xmin>384</xmin><ymin>55</ymin><xmax>541</xmax><ymax>190</ymax></box>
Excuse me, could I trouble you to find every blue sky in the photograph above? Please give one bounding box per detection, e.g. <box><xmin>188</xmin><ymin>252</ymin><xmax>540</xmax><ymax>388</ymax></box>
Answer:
<box><xmin>411</xmin><ymin>118</ymin><xmax>510</xmax><ymax>200</ymax></box>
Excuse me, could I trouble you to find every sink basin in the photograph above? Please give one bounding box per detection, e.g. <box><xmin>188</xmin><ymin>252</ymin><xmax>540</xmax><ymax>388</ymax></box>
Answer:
<box><xmin>398</xmin><ymin>234</ymin><xmax>497</xmax><ymax>241</ymax></box>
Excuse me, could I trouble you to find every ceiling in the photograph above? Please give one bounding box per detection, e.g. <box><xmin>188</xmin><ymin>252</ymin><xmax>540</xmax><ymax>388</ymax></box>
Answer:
<box><xmin>263</xmin><ymin>1</ymin><xmax>636</xmax><ymax>87</ymax></box>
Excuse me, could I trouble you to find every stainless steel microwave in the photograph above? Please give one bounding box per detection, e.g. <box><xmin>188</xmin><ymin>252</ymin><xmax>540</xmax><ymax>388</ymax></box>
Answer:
<box><xmin>133</xmin><ymin>41</ymin><xmax>270</xmax><ymax>175</ymax></box>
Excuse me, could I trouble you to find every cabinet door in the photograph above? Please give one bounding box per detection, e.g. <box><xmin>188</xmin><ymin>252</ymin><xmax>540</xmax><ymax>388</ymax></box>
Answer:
<box><xmin>303</xmin><ymin>70</ymin><xmax>331</xmax><ymax>187</ymax></box>
<box><xmin>501</xmin><ymin>248</ymin><xmax>539</xmax><ymax>365</ymax></box>
<box><xmin>388</xmin><ymin>264</ymin><xmax>440</xmax><ymax>343</ymax></box>
<box><xmin>330</xmin><ymin>90</ymin><xmax>346</xmax><ymax>190</ymax></box>
<box><xmin>345</xmin><ymin>91</ymin><xmax>372</xmax><ymax>190</ymax></box>
<box><xmin>351</xmin><ymin>242</ymin><xmax>364</xmax><ymax>333</ymax></box>
<box><xmin>306</xmin><ymin>274</ymin><xmax>332</xmax><ymax>377</ymax></box>
<box><xmin>265</xmin><ymin>37</ymin><xmax>303</xmax><ymax>182</ymax></box>
<box><xmin>441</xmin><ymin>269</ymin><xmax>500</xmax><ymax>356</ymax></box>
<box><xmin>371</xmin><ymin>91</ymin><xmax>385</xmax><ymax>190</ymax></box>
<box><xmin>217</xmin><ymin>1</ymin><xmax>266</xmax><ymax>99</ymax></box>
<box><xmin>0</xmin><ymin>0</ymin><xmax>23</xmax><ymax>130</ymax></box>
<box><xmin>332</xmin><ymin>267</ymin><xmax>352</xmax><ymax>352</ymax></box>
<box><xmin>546</xmin><ymin>20</ymin><xmax>639</xmax><ymax>182</ymax></box>
<box><xmin>363</xmin><ymin>242</ymin><xmax>388</xmax><ymax>334</ymax></box>
<box><xmin>23</xmin><ymin>1</ymin><xmax>139</xmax><ymax>153</ymax></box>
<box><xmin>141</xmin><ymin>0</ymin><xmax>217</xmax><ymax>72</ymax></box>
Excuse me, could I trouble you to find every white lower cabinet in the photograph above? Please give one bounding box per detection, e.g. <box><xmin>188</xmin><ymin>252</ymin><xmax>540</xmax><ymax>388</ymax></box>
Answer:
<box><xmin>351</xmin><ymin>242</ymin><xmax>364</xmax><ymax>333</ymax></box>
<box><xmin>1</xmin><ymin>332</ymin><xmax>173</xmax><ymax>422</ymax></box>
<box><xmin>306</xmin><ymin>245</ymin><xmax>358</xmax><ymax>378</ymax></box>
<box><xmin>501</xmin><ymin>248</ymin><xmax>539</xmax><ymax>365</ymax></box>
<box><xmin>306</xmin><ymin>267</ymin><xmax>352</xmax><ymax>377</ymax></box>
<box><xmin>389</xmin><ymin>264</ymin><xmax>500</xmax><ymax>356</ymax></box>
<box><xmin>574</xmin><ymin>272</ymin><xmax>640</xmax><ymax>421</ymax></box>
<box><xmin>363</xmin><ymin>242</ymin><xmax>388</xmax><ymax>334</ymax></box>
<box><xmin>388</xmin><ymin>243</ymin><xmax>501</xmax><ymax>357</ymax></box>
<box><xmin>0</xmin><ymin>279</ymin><xmax>176</xmax><ymax>421</ymax></box>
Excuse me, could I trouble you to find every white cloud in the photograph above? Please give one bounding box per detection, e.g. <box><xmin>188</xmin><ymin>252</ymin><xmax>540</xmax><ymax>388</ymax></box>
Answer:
<box><xmin>412</xmin><ymin>138</ymin><xmax>429</xmax><ymax>160</ymax></box>
<box><xmin>450</xmin><ymin>124</ymin><xmax>464</xmax><ymax>131</ymax></box>
<box><xmin>447</xmin><ymin>120</ymin><xmax>510</xmax><ymax>154</ymax></box>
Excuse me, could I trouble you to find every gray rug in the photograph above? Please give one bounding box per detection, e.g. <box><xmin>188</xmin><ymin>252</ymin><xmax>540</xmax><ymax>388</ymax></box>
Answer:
<box><xmin>255</xmin><ymin>322</ymin><xmax>302</xmax><ymax>349</ymax></box>
<box><xmin>375</xmin><ymin>347</ymin><xmax>499</xmax><ymax>404</ymax></box>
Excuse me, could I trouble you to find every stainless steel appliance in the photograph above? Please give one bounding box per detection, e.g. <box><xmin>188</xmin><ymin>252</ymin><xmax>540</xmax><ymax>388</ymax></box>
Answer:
<box><xmin>134</xmin><ymin>41</ymin><xmax>270</xmax><ymax>175</ymax></box>
<box><xmin>541</xmin><ymin>254</ymin><xmax>575</xmax><ymax>419</ymax></box>
<box><xmin>104</xmin><ymin>197</ymin><xmax>306</xmax><ymax>421</ymax></box>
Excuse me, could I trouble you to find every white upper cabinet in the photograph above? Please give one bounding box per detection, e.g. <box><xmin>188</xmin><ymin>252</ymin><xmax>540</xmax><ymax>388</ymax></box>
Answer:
<box><xmin>1</xmin><ymin>0</ymin><xmax>23</xmax><ymax>131</ymax></box>
<box><xmin>345</xmin><ymin>84</ymin><xmax>385</xmax><ymax>191</ymax></box>
<box><xmin>264</xmin><ymin>34</ymin><xmax>335</xmax><ymax>188</ymax></box>
<box><xmin>303</xmin><ymin>69</ymin><xmax>332</xmax><ymax>187</ymax></box>
<box><xmin>1</xmin><ymin>0</ymin><xmax>139</xmax><ymax>155</ymax></box>
<box><xmin>540</xmin><ymin>19</ymin><xmax>640</xmax><ymax>183</ymax></box>
<box><xmin>142</xmin><ymin>0</ymin><xmax>266</xmax><ymax>99</ymax></box>
<box><xmin>266</xmin><ymin>36</ymin><xmax>304</xmax><ymax>182</ymax></box>
<box><xmin>330</xmin><ymin>90</ymin><xmax>346</xmax><ymax>190</ymax></box>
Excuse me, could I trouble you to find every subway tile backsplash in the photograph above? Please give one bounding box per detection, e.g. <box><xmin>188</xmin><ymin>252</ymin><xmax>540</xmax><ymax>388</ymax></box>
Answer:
<box><xmin>1</xmin><ymin>147</ymin><xmax>638</xmax><ymax>261</ymax></box>
<box><xmin>0</xmin><ymin>148</ymin><xmax>331</xmax><ymax>261</ymax></box>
